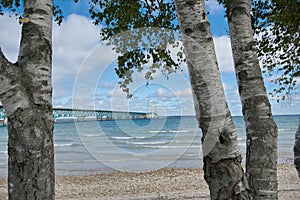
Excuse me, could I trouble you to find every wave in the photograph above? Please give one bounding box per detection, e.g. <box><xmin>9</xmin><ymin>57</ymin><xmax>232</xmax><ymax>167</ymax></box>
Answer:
<box><xmin>278</xmin><ymin>129</ymin><xmax>291</xmax><ymax>131</ymax></box>
<box><xmin>82</xmin><ymin>134</ymin><xmax>104</xmax><ymax>137</ymax></box>
<box><xmin>111</xmin><ymin>136</ymin><xmax>134</xmax><ymax>140</ymax></box>
<box><xmin>149</xmin><ymin>131</ymin><xmax>160</xmax><ymax>133</ymax></box>
<box><xmin>149</xmin><ymin>130</ymin><xmax>167</xmax><ymax>133</ymax></box>
<box><xmin>169</xmin><ymin>130</ymin><xmax>189</xmax><ymax>133</ymax></box>
<box><xmin>135</xmin><ymin>136</ymin><xmax>148</xmax><ymax>139</ymax></box>
<box><xmin>55</xmin><ymin>139</ymin><xmax>73</xmax><ymax>143</ymax></box>
<box><xmin>54</xmin><ymin>143</ymin><xmax>79</xmax><ymax>147</ymax></box>
<box><xmin>111</xmin><ymin>136</ymin><xmax>148</xmax><ymax>140</ymax></box>
<box><xmin>125</xmin><ymin>141</ymin><xmax>168</xmax><ymax>145</ymax></box>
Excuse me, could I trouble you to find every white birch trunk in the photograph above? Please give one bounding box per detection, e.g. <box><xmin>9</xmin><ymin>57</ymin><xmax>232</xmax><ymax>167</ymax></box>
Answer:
<box><xmin>174</xmin><ymin>0</ymin><xmax>251</xmax><ymax>199</ymax></box>
<box><xmin>226</xmin><ymin>0</ymin><xmax>278</xmax><ymax>199</ymax></box>
<box><xmin>294</xmin><ymin>119</ymin><xmax>300</xmax><ymax>177</ymax></box>
<box><xmin>0</xmin><ymin>0</ymin><xmax>55</xmax><ymax>199</ymax></box>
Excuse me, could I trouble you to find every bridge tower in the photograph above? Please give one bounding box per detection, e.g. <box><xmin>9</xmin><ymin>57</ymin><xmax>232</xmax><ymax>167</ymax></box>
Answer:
<box><xmin>0</xmin><ymin>105</ymin><xmax>7</xmax><ymax>126</ymax></box>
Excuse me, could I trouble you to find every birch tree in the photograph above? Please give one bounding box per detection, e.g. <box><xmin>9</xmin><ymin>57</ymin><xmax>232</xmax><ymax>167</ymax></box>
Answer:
<box><xmin>220</xmin><ymin>0</ymin><xmax>278</xmax><ymax>199</ymax></box>
<box><xmin>173</xmin><ymin>1</ymin><xmax>251</xmax><ymax>199</ymax></box>
<box><xmin>295</xmin><ymin>121</ymin><xmax>300</xmax><ymax>177</ymax></box>
<box><xmin>0</xmin><ymin>0</ymin><xmax>55</xmax><ymax>199</ymax></box>
<box><xmin>251</xmin><ymin>0</ymin><xmax>300</xmax><ymax>178</ymax></box>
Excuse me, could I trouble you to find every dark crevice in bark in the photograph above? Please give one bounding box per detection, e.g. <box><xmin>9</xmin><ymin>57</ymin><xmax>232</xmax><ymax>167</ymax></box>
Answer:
<box><xmin>184</xmin><ymin>28</ymin><xmax>194</xmax><ymax>34</ymax></box>
<box><xmin>194</xmin><ymin>21</ymin><xmax>210</xmax><ymax>33</ymax></box>
<box><xmin>185</xmin><ymin>0</ymin><xmax>197</xmax><ymax>6</ymax></box>
<box><xmin>25</xmin><ymin>8</ymin><xmax>50</xmax><ymax>16</ymax></box>
<box><xmin>219</xmin><ymin>134</ymin><xmax>225</xmax><ymax>143</ymax></box>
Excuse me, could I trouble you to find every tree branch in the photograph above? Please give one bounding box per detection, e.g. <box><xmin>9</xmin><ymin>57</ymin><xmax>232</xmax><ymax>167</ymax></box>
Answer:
<box><xmin>0</xmin><ymin>47</ymin><xmax>15</xmax><ymax>86</ymax></box>
<box><xmin>0</xmin><ymin>48</ymin><xmax>22</xmax><ymax>112</ymax></box>
<box><xmin>0</xmin><ymin>47</ymin><xmax>12</xmax><ymax>70</ymax></box>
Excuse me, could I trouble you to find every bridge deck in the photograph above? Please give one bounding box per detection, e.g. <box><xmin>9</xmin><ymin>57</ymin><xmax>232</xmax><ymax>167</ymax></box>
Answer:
<box><xmin>0</xmin><ymin>107</ymin><xmax>152</xmax><ymax>125</ymax></box>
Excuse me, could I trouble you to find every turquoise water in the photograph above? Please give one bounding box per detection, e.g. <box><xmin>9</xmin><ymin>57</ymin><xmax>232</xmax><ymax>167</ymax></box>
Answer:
<box><xmin>0</xmin><ymin>115</ymin><xmax>299</xmax><ymax>177</ymax></box>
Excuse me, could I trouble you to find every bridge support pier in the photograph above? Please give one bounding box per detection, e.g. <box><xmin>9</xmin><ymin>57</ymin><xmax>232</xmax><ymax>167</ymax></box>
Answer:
<box><xmin>3</xmin><ymin>118</ymin><xmax>7</xmax><ymax>126</ymax></box>
<box><xmin>1</xmin><ymin>119</ymin><xmax>7</xmax><ymax>126</ymax></box>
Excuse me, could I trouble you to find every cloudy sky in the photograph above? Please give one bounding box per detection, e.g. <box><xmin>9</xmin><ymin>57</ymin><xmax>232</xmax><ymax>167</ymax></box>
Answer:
<box><xmin>0</xmin><ymin>0</ymin><xmax>299</xmax><ymax>116</ymax></box>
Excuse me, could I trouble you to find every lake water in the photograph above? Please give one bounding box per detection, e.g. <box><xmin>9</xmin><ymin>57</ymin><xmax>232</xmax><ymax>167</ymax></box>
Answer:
<box><xmin>0</xmin><ymin>115</ymin><xmax>299</xmax><ymax>178</ymax></box>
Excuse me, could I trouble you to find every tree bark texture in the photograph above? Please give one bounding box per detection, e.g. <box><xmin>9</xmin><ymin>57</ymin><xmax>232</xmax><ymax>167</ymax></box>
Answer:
<box><xmin>294</xmin><ymin>119</ymin><xmax>300</xmax><ymax>177</ymax></box>
<box><xmin>174</xmin><ymin>0</ymin><xmax>251</xmax><ymax>199</ymax></box>
<box><xmin>226</xmin><ymin>0</ymin><xmax>278</xmax><ymax>199</ymax></box>
<box><xmin>0</xmin><ymin>0</ymin><xmax>55</xmax><ymax>199</ymax></box>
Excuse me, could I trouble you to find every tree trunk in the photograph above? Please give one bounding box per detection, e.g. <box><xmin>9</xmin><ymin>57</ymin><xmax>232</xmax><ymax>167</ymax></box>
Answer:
<box><xmin>226</xmin><ymin>0</ymin><xmax>278</xmax><ymax>199</ymax></box>
<box><xmin>174</xmin><ymin>0</ymin><xmax>251</xmax><ymax>199</ymax></box>
<box><xmin>0</xmin><ymin>0</ymin><xmax>55</xmax><ymax>199</ymax></box>
<box><xmin>294</xmin><ymin>119</ymin><xmax>300</xmax><ymax>177</ymax></box>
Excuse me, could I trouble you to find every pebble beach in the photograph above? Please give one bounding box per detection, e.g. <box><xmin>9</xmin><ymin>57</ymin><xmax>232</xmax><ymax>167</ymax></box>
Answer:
<box><xmin>1</xmin><ymin>164</ymin><xmax>299</xmax><ymax>200</ymax></box>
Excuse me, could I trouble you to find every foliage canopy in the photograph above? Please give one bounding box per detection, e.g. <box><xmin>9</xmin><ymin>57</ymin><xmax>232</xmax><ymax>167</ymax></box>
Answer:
<box><xmin>87</xmin><ymin>0</ymin><xmax>184</xmax><ymax>97</ymax></box>
<box><xmin>2</xmin><ymin>0</ymin><xmax>298</xmax><ymax>100</ymax></box>
<box><xmin>216</xmin><ymin>0</ymin><xmax>299</xmax><ymax>102</ymax></box>
<box><xmin>251</xmin><ymin>0</ymin><xmax>300</xmax><ymax>102</ymax></box>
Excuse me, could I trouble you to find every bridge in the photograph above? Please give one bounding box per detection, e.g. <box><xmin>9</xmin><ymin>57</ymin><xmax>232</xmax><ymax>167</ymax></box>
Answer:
<box><xmin>52</xmin><ymin>108</ymin><xmax>147</xmax><ymax>121</ymax></box>
<box><xmin>0</xmin><ymin>106</ymin><xmax>149</xmax><ymax>125</ymax></box>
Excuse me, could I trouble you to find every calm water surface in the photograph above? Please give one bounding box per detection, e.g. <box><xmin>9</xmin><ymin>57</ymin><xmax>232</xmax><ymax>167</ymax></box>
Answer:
<box><xmin>0</xmin><ymin>115</ymin><xmax>299</xmax><ymax>177</ymax></box>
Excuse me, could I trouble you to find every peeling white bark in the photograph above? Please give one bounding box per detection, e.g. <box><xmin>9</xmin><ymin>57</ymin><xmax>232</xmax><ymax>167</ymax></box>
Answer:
<box><xmin>0</xmin><ymin>0</ymin><xmax>55</xmax><ymax>199</ymax></box>
<box><xmin>174</xmin><ymin>0</ymin><xmax>251</xmax><ymax>199</ymax></box>
<box><xmin>226</xmin><ymin>0</ymin><xmax>278</xmax><ymax>199</ymax></box>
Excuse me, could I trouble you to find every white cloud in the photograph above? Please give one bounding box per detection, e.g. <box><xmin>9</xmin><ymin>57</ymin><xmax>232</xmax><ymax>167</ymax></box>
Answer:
<box><xmin>156</xmin><ymin>88</ymin><xmax>172</xmax><ymax>98</ymax></box>
<box><xmin>213</xmin><ymin>35</ymin><xmax>235</xmax><ymax>72</ymax></box>
<box><xmin>158</xmin><ymin>35</ymin><xmax>235</xmax><ymax>73</ymax></box>
<box><xmin>107</xmin><ymin>87</ymin><xmax>127</xmax><ymax>98</ymax></box>
<box><xmin>205</xmin><ymin>0</ymin><xmax>224</xmax><ymax>14</ymax></box>
<box><xmin>52</xmin><ymin>14</ymin><xmax>120</xmax><ymax>109</ymax></box>
<box><xmin>1</xmin><ymin>12</ymin><xmax>298</xmax><ymax>116</ymax></box>
<box><xmin>295</xmin><ymin>77</ymin><xmax>300</xmax><ymax>86</ymax></box>
<box><xmin>174</xmin><ymin>87</ymin><xmax>192</xmax><ymax>97</ymax></box>
<box><xmin>225</xmin><ymin>89</ymin><xmax>242</xmax><ymax>116</ymax></box>
<box><xmin>0</xmin><ymin>14</ymin><xmax>21</xmax><ymax>62</ymax></box>
<box><xmin>101</xmin><ymin>82</ymin><xmax>116</xmax><ymax>89</ymax></box>
<box><xmin>52</xmin><ymin>14</ymin><xmax>102</xmax><ymax>82</ymax></box>
<box><xmin>223</xmin><ymin>83</ymin><xmax>235</xmax><ymax>92</ymax></box>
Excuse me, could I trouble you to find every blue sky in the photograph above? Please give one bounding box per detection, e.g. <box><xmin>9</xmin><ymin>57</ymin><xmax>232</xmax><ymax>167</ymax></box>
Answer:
<box><xmin>0</xmin><ymin>0</ymin><xmax>299</xmax><ymax>116</ymax></box>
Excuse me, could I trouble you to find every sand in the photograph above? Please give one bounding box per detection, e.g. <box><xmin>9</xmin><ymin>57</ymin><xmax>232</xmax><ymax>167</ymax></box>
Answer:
<box><xmin>0</xmin><ymin>164</ymin><xmax>299</xmax><ymax>199</ymax></box>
